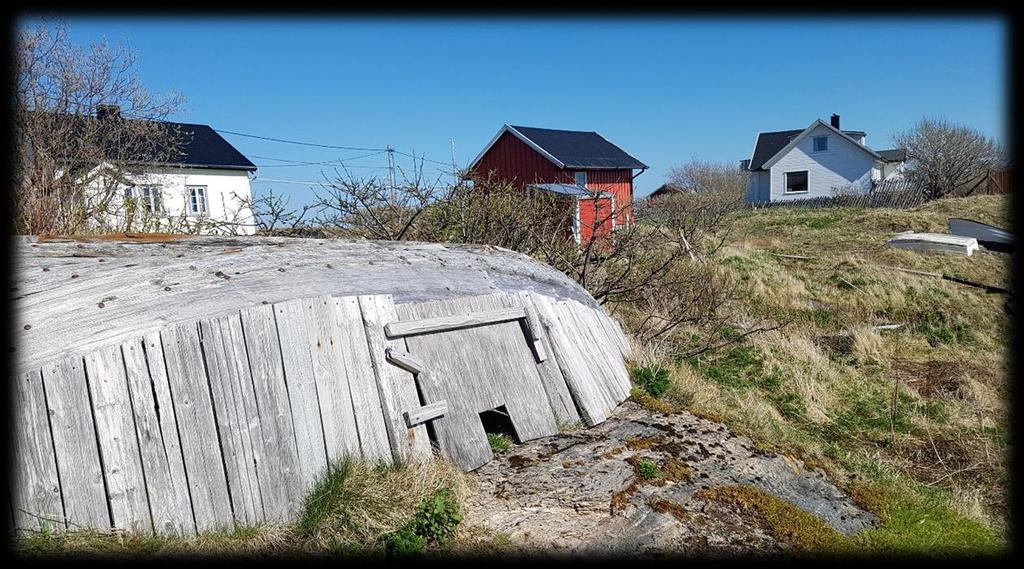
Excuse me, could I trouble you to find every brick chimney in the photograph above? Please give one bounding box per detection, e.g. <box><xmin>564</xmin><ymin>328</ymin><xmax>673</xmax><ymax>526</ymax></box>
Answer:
<box><xmin>96</xmin><ymin>104</ymin><xmax>121</xmax><ymax>120</ymax></box>
<box><xmin>830</xmin><ymin>113</ymin><xmax>840</xmax><ymax>129</ymax></box>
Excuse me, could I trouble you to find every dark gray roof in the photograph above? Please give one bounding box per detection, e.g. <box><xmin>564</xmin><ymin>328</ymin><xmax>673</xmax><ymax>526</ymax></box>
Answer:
<box><xmin>40</xmin><ymin>112</ymin><xmax>256</xmax><ymax>171</ymax></box>
<box><xmin>746</xmin><ymin>127</ymin><xmax>869</xmax><ymax>171</ymax></box>
<box><xmin>161</xmin><ymin>122</ymin><xmax>257</xmax><ymax>171</ymax></box>
<box><xmin>747</xmin><ymin>129</ymin><xmax>803</xmax><ymax>171</ymax></box>
<box><xmin>649</xmin><ymin>183</ymin><xmax>686</xmax><ymax>198</ymax></box>
<box><xmin>877</xmin><ymin>148</ymin><xmax>908</xmax><ymax>162</ymax></box>
<box><xmin>510</xmin><ymin>125</ymin><xmax>647</xmax><ymax>170</ymax></box>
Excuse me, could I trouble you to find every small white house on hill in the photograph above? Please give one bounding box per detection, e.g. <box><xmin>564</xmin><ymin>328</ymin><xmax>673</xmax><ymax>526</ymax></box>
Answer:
<box><xmin>65</xmin><ymin>106</ymin><xmax>259</xmax><ymax>234</ymax></box>
<box><xmin>741</xmin><ymin>114</ymin><xmax>907</xmax><ymax>203</ymax></box>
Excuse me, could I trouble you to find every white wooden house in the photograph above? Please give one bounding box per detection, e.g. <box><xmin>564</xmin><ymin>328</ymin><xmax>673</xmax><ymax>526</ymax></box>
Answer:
<box><xmin>68</xmin><ymin>106</ymin><xmax>259</xmax><ymax>234</ymax></box>
<box><xmin>741</xmin><ymin>114</ymin><xmax>907</xmax><ymax>203</ymax></box>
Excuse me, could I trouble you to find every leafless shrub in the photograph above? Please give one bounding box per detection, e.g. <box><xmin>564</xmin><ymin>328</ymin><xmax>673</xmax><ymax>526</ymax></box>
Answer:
<box><xmin>310</xmin><ymin>158</ymin><xmax>448</xmax><ymax>240</ymax></box>
<box><xmin>894</xmin><ymin>117</ymin><xmax>1006</xmax><ymax>200</ymax></box>
<box><xmin>416</xmin><ymin>172</ymin><xmax>573</xmax><ymax>252</ymax></box>
<box><xmin>664</xmin><ymin>158</ymin><xmax>750</xmax><ymax>196</ymax></box>
<box><xmin>241</xmin><ymin>188</ymin><xmax>316</xmax><ymax>233</ymax></box>
<box><xmin>14</xmin><ymin>19</ymin><xmax>188</xmax><ymax>235</ymax></box>
<box><xmin>256</xmin><ymin>163</ymin><xmax>774</xmax><ymax>357</ymax></box>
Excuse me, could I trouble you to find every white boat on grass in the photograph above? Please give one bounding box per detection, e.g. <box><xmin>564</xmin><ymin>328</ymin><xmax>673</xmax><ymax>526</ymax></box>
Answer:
<box><xmin>886</xmin><ymin>232</ymin><xmax>979</xmax><ymax>256</ymax></box>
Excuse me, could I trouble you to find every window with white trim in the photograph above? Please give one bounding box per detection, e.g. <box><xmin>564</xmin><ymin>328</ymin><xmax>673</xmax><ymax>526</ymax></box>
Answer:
<box><xmin>125</xmin><ymin>185</ymin><xmax>163</xmax><ymax>213</ymax></box>
<box><xmin>784</xmin><ymin>171</ymin><xmax>809</xmax><ymax>194</ymax></box>
<box><xmin>187</xmin><ymin>186</ymin><xmax>208</xmax><ymax>215</ymax></box>
<box><xmin>813</xmin><ymin>136</ymin><xmax>828</xmax><ymax>152</ymax></box>
<box><xmin>574</xmin><ymin>171</ymin><xmax>587</xmax><ymax>187</ymax></box>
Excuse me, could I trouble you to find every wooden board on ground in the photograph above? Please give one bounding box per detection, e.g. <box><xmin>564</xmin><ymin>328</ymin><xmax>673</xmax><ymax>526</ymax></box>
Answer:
<box><xmin>11</xmin><ymin>369</ymin><xmax>64</xmax><ymax>532</ymax></box>
<box><xmin>517</xmin><ymin>292</ymin><xmax>582</xmax><ymax>427</ymax></box>
<box><xmin>274</xmin><ymin>298</ymin><xmax>330</xmax><ymax>492</ymax></box>
<box><xmin>84</xmin><ymin>345</ymin><xmax>153</xmax><ymax>533</ymax></box>
<box><xmin>40</xmin><ymin>355</ymin><xmax>110</xmax><ymax>530</ymax></box>
<box><xmin>302</xmin><ymin>296</ymin><xmax>361</xmax><ymax>463</ymax></box>
<box><xmin>527</xmin><ymin>292</ymin><xmax>610</xmax><ymax>426</ymax></box>
<box><xmin>161</xmin><ymin>323</ymin><xmax>234</xmax><ymax>532</ymax></box>
<box><xmin>358</xmin><ymin>294</ymin><xmax>432</xmax><ymax>462</ymax></box>
<box><xmin>238</xmin><ymin>304</ymin><xmax>304</xmax><ymax>523</ymax></box>
<box><xmin>122</xmin><ymin>334</ymin><xmax>195</xmax><ymax>536</ymax></box>
<box><xmin>200</xmin><ymin>315</ymin><xmax>266</xmax><ymax>526</ymax></box>
<box><xmin>332</xmin><ymin>296</ymin><xmax>392</xmax><ymax>462</ymax></box>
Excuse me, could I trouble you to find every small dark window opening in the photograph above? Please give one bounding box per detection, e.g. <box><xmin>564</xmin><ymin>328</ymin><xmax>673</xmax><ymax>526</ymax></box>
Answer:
<box><xmin>785</xmin><ymin>171</ymin><xmax>809</xmax><ymax>194</ymax></box>
<box><xmin>479</xmin><ymin>405</ymin><xmax>518</xmax><ymax>442</ymax></box>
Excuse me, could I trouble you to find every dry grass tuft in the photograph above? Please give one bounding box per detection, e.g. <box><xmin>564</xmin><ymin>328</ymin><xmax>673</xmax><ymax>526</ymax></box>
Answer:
<box><xmin>297</xmin><ymin>455</ymin><xmax>470</xmax><ymax>551</ymax></box>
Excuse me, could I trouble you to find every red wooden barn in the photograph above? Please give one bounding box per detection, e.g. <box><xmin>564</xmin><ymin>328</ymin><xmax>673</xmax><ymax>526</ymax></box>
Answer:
<box><xmin>468</xmin><ymin>124</ymin><xmax>648</xmax><ymax>246</ymax></box>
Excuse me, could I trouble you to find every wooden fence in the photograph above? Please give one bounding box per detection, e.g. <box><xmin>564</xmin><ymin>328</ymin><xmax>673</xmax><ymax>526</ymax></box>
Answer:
<box><xmin>11</xmin><ymin>290</ymin><xmax>630</xmax><ymax>536</ymax></box>
<box><xmin>749</xmin><ymin>179</ymin><xmax>926</xmax><ymax>210</ymax></box>
<box><xmin>952</xmin><ymin>168</ymin><xmax>1012</xmax><ymax>196</ymax></box>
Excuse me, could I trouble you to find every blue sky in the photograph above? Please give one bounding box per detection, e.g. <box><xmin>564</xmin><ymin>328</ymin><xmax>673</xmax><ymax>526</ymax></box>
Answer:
<box><xmin>26</xmin><ymin>17</ymin><xmax>1006</xmax><ymax>202</ymax></box>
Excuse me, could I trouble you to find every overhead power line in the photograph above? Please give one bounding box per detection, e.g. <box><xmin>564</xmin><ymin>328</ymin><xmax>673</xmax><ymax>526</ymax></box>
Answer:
<box><xmin>215</xmin><ymin>128</ymin><xmax>386</xmax><ymax>152</ymax></box>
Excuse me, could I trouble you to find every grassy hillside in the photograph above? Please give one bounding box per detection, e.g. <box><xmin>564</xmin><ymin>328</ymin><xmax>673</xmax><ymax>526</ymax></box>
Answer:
<box><xmin>637</xmin><ymin>195</ymin><xmax>1011</xmax><ymax>554</ymax></box>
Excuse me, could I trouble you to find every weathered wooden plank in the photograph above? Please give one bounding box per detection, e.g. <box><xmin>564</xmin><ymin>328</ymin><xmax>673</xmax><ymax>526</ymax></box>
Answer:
<box><xmin>552</xmin><ymin>300</ymin><xmax>620</xmax><ymax>407</ymax></box>
<box><xmin>331</xmin><ymin>296</ymin><xmax>392</xmax><ymax>463</ymax></box>
<box><xmin>238</xmin><ymin>304</ymin><xmax>304</xmax><ymax>523</ymax></box>
<box><xmin>395</xmin><ymin>294</ymin><xmax>558</xmax><ymax>470</ymax></box>
<box><xmin>302</xmin><ymin>296</ymin><xmax>361</xmax><ymax>463</ymax></box>
<box><xmin>122</xmin><ymin>335</ymin><xmax>195</xmax><ymax>536</ymax></box>
<box><xmin>384</xmin><ymin>308</ymin><xmax>527</xmax><ymax>339</ymax></box>
<box><xmin>11</xmin><ymin>369</ymin><xmax>64</xmax><ymax>532</ymax></box>
<box><xmin>385</xmin><ymin>348</ymin><xmax>426</xmax><ymax>374</ymax></box>
<box><xmin>273</xmin><ymin>298</ymin><xmax>329</xmax><ymax>490</ymax></box>
<box><xmin>84</xmin><ymin>345</ymin><xmax>153</xmax><ymax>533</ymax></box>
<box><xmin>587</xmin><ymin>307</ymin><xmax>633</xmax><ymax>397</ymax></box>
<box><xmin>517</xmin><ymin>292</ymin><xmax>581</xmax><ymax>426</ymax></box>
<box><xmin>570</xmin><ymin>305</ymin><xmax>631</xmax><ymax>402</ymax></box>
<box><xmin>528</xmin><ymin>293</ymin><xmax>608</xmax><ymax>426</ymax></box>
<box><xmin>357</xmin><ymin>295</ymin><xmax>432</xmax><ymax>462</ymax></box>
<box><xmin>41</xmin><ymin>355</ymin><xmax>110</xmax><ymax>529</ymax></box>
<box><xmin>404</xmin><ymin>401</ymin><xmax>448</xmax><ymax>428</ymax></box>
<box><xmin>200</xmin><ymin>316</ymin><xmax>265</xmax><ymax>526</ymax></box>
<box><xmin>161</xmin><ymin>323</ymin><xmax>234</xmax><ymax>532</ymax></box>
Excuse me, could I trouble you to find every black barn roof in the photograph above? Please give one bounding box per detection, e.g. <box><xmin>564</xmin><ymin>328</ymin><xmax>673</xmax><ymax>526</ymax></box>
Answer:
<box><xmin>508</xmin><ymin>125</ymin><xmax>647</xmax><ymax>170</ymax></box>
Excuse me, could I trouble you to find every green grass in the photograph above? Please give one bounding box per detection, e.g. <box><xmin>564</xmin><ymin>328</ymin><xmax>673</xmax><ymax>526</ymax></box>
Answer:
<box><xmin>487</xmin><ymin>433</ymin><xmax>512</xmax><ymax>454</ymax></box>
<box><xmin>635</xmin><ymin>458</ymin><xmax>663</xmax><ymax>480</ymax></box>
<box><xmin>649</xmin><ymin>195</ymin><xmax>1010</xmax><ymax>554</ymax></box>
<box><xmin>632</xmin><ymin>365</ymin><xmax>671</xmax><ymax>398</ymax></box>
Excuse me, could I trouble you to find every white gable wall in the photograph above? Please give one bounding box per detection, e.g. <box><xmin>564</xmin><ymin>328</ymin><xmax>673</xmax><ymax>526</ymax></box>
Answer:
<box><xmin>87</xmin><ymin>166</ymin><xmax>257</xmax><ymax>235</ymax></box>
<box><xmin>768</xmin><ymin>123</ymin><xmax>876</xmax><ymax>201</ymax></box>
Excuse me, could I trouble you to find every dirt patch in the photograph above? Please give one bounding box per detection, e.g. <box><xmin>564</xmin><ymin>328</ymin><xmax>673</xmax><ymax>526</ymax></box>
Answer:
<box><xmin>648</xmin><ymin>497</ymin><xmax>690</xmax><ymax>522</ymax></box>
<box><xmin>817</xmin><ymin>333</ymin><xmax>854</xmax><ymax>357</ymax></box>
<box><xmin>892</xmin><ymin>359</ymin><xmax>971</xmax><ymax>400</ymax></box>
<box><xmin>893</xmin><ymin>431</ymin><xmax>1000</xmax><ymax>489</ymax></box>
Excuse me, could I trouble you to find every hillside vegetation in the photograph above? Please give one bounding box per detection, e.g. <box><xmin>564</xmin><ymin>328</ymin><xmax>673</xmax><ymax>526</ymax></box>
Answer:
<box><xmin>629</xmin><ymin>195</ymin><xmax>1011</xmax><ymax>553</ymax></box>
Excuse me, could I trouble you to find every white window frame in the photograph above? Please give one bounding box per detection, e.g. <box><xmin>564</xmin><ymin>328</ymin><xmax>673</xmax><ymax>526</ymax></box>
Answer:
<box><xmin>187</xmin><ymin>186</ymin><xmax>209</xmax><ymax>216</ymax></box>
<box><xmin>812</xmin><ymin>136</ymin><xmax>828</xmax><ymax>153</ymax></box>
<box><xmin>784</xmin><ymin>171</ymin><xmax>809</xmax><ymax>194</ymax></box>
<box><xmin>574</xmin><ymin>171</ymin><xmax>587</xmax><ymax>187</ymax></box>
<box><xmin>125</xmin><ymin>185</ymin><xmax>163</xmax><ymax>213</ymax></box>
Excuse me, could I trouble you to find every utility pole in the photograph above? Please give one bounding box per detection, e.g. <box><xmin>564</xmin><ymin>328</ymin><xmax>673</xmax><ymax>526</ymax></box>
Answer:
<box><xmin>450</xmin><ymin>138</ymin><xmax>458</xmax><ymax>185</ymax></box>
<box><xmin>386</xmin><ymin>144</ymin><xmax>396</xmax><ymax>201</ymax></box>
